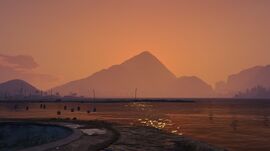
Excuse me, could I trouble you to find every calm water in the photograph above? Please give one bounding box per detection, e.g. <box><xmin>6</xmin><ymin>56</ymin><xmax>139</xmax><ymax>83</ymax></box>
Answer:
<box><xmin>0</xmin><ymin>122</ymin><xmax>72</xmax><ymax>151</ymax></box>
<box><xmin>0</xmin><ymin>99</ymin><xmax>269</xmax><ymax>151</ymax></box>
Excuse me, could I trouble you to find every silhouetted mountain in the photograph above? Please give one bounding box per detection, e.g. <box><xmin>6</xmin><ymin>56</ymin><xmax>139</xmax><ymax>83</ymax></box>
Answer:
<box><xmin>172</xmin><ymin>76</ymin><xmax>213</xmax><ymax>97</ymax></box>
<box><xmin>215</xmin><ymin>65</ymin><xmax>270</xmax><ymax>96</ymax></box>
<box><xmin>53</xmin><ymin>51</ymin><xmax>213</xmax><ymax>98</ymax></box>
<box><xmin>0</xmin><ymin>79</ymin><xmax>39</xmax><ymax>97</ymax></box>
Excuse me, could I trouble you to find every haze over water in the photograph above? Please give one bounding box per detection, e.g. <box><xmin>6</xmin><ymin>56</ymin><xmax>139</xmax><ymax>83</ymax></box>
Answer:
<box><xmin>0</xmin><ymin>99</ymin><xmax>269</xmax><ymax>151</ymax></box>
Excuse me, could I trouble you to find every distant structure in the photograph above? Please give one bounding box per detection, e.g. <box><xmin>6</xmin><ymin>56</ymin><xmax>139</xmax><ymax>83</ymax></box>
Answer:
<box><xmin>235</xmin><ymin>85</ymin><xmax>270</xmax><ymax>98</ymax></box>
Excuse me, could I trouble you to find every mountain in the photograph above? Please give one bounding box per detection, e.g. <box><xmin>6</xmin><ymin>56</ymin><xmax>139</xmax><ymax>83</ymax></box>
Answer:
<box><xmin>0</xmin><ymin>79</ymin><xmax>39</xmax><ymax>97</ymax></box>
<box><xmin>53</xmin><ymin>51</ymin><xmax>213</xmax><ymax>98</ymax></box>
<box><xmin>215</xmin><ymin>65</ymin><xmax>270</xmax><ymax>96</ymax></box>
<box><xmin>172</xmin><ymin>76</ymin><xmax>213</xmax><ymax>98</ymax></box>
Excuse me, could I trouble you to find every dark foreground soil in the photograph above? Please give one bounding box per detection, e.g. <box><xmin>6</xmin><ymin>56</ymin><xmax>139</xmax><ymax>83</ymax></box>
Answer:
<box><xmin>0</xmin><ymin>119</ymin><xmax>227</xmax><ymax>151</ymax></box>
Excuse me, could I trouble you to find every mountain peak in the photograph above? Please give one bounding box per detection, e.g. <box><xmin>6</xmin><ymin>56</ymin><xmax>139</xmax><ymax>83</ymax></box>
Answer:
<box><xmin>122</xmin><ymin>51</ymin><xmax>161</xmax><ymax>66</ymax></box>
<box><xmin>128</xmin><ymin>51</ymin><xmax>157</xmax><ymax>61</ymax></box>
<box><xmin>138</xmin><ymin>51</ymin><xmax>154</xmax><ymax>57</ymax></box>
<box><xmin>119</xmin><ymin>51</ymin><xmax>176</xmax><ymax>78</ymax></box>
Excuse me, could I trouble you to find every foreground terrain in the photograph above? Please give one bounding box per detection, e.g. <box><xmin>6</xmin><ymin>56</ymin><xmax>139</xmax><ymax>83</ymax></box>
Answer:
<box><xmin>0</xmin><ymin>119</ymin><xmax>226</xmax><ymax>151</ymax></box>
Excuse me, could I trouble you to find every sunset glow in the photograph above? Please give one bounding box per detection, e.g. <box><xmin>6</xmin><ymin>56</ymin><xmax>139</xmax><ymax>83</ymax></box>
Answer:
<box><xmin>1</xmin><ymin>0</ymin><xmax>270</xmax><ymax>89</ymax></box>
<box><xmin>1</xmin><ymin>1</ymin><xmax>270</xmax><ymax>151</ymax></box>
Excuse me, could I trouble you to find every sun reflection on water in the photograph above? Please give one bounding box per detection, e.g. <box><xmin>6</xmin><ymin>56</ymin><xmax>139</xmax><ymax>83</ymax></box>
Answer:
<box><xmin>126</xmin><ymin>102</ymin><xmax>183</xmax><ymax>135</ymax></box>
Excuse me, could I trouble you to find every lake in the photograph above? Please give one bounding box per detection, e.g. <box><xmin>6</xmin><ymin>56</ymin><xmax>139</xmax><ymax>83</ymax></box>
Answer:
<box><xmin>0</xmin><ymin>99</ymin><xmax>269</xmax><ymax>151</ymax></box>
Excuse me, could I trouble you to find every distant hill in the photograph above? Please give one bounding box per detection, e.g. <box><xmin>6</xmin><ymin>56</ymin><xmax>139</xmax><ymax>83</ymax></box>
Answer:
<box><xmin>215</xmin><ymin>65</ymin><xmax>270</xmax><ymax>96</ymax></box>
<box><xmin>53</xmin><ymin>51</ymin><xmax>213</xmax><ymax>98</ymax></box>
<box><xmin>0</xmin><ymin>79</ymin><xmax>38</xmax><ymax>97</ymax></box>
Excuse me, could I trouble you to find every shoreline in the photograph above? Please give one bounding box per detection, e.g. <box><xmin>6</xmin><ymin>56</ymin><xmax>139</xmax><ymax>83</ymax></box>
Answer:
<box><xmin>0</xmin><ymin>118</ymin><xmax>227</xmax><ymax>151</ymax></box>
<box><xmin>1</xmin><ymin>98</ymin><xmax>270</xmax><ymax>104</ymax></box>
<box><xmin>0</xmin><ymin>98</ymin><xmax>194</xmax><ymax>103</ymax></box>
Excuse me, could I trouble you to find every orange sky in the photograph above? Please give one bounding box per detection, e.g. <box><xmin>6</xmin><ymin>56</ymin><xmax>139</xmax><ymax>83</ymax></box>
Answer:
<box><xmin>1</xmin><ymin>0</ymin><xmax>270</xmax><ymax>89</ymax></box>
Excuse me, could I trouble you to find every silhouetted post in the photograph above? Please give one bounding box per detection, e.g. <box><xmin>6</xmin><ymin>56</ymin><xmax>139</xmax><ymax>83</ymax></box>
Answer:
<box><xmin>57</xmin><ymin>102</ymin><xmax>62</xmax><ymax>116</ymax></box>
<box><xmin>93</xmin><ymin>89</ymin><xmax>96</xmax><ymax>112</ymax></box>
<box><xmin>135</xmin><ymin>88</ymin><xmax>138</xmax><ymax>100</ymax></box>
<box><xmin>87</xmin><ymin>89</ymin><xmax>92</xmax><ymax>113</ymax></box>
<box><xmin>93</xmin><ymin>89</ymin><xmax>96</xmax><ymax>100</ymax></box>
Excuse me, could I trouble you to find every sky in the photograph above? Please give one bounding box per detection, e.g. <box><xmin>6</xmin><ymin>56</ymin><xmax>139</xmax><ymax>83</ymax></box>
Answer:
<box><xmin>1</xmin><ymin>0</ymin><xmax>270</xmax><ymax>89</ymax></box>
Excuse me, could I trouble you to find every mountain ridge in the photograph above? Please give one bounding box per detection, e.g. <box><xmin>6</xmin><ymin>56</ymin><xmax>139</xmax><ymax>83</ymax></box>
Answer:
<box><xmin>52</xmin><ymin>51</ymin><xmax>213</xmax><ymax>98</ymax></box>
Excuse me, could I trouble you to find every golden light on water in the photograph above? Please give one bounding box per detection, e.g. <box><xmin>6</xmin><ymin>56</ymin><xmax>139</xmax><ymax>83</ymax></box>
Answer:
<box><xmin>128</xmin><ymin>102</ymin><xmax>183</xmax><ymax>135</ymax></box>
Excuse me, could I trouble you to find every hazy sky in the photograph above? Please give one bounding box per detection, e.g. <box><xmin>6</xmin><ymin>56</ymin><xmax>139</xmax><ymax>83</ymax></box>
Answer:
<box><xmin>1</xmin><ymin>0</ymin><xmax>270</xmax><ymax>89</ymax></box>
